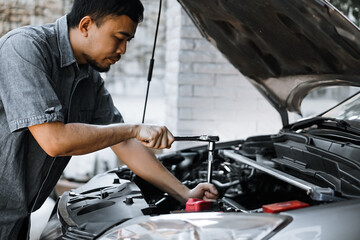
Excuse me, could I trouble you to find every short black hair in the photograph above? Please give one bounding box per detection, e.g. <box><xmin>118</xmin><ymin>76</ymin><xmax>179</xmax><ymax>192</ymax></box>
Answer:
<box><xmin>67</xmin><ymin>0</ymin><xmax>144</xmax><ymax>28</ymax></box>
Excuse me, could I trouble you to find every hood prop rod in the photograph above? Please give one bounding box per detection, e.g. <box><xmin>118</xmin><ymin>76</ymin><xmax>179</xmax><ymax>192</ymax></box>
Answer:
<box><xmin>142</xmin><ymin>0</ymin><xmax>162</xmax><ymax>123</ymax></box>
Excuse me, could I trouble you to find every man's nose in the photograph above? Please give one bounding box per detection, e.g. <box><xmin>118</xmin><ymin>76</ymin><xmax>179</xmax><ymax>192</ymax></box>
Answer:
<box><xmin>116</xmin><ymin>41</ymin><xmax>127</xmax><ymax>55</ymax></box>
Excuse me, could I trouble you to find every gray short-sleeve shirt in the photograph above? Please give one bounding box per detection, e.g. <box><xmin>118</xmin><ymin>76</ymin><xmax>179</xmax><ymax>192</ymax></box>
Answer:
<box><xmin>0</xmin><ymin>16</ymin><xmax>123</xmax><ymax>239</ymax></box>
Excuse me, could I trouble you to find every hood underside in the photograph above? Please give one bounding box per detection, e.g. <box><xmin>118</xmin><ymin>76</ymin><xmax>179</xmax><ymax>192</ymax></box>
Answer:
<box><xmin>177</xmin><ymin>0</ymin><xmax>360</xmax><ymax>125</ymax></box>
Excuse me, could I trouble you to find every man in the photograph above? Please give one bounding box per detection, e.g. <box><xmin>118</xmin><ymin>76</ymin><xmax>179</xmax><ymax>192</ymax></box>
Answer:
<box><xmin>0</xmin><ymin>0</ymin><xmax>218</xmax><ymax>239</ymax></box>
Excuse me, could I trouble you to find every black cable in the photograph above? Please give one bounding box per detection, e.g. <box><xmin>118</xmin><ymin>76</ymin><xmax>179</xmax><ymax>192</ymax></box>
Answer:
<box><xmin>142</xmin><ymin>0</ymin><xmax>162</xmax><ymax>123</ymax></box>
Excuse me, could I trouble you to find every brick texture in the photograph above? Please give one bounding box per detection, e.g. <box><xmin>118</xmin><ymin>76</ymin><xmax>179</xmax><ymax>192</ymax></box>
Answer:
<box><xmin>164</xmin><ymin>0</ymin><xmax>281</xmax><ymax>149</ymax></box>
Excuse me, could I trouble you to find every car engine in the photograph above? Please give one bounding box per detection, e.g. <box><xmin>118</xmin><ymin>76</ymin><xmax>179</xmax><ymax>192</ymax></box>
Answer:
<box><xmin>41</xmin><ymin>129</ymin><xmax>360</xmax><ymax>239</ymax></box>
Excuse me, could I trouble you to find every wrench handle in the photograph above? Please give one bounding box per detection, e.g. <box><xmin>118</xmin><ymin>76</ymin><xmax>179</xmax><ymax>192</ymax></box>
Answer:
<box><xmin>174</xmin><ymin>136</ymin><xmax>201</xmax><ymax>141</ymax></box>
<box><xmin>174</xmin><ymin>135</ymin><xmax>219</xmax><ymax>142</ymax></box>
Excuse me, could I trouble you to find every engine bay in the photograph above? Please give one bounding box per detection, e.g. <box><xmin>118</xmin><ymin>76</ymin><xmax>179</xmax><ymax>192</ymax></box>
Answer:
<box><xmin>41</xmin><ymin>130</ymin><xmax>360</xmax><ymax>239</ymax></box>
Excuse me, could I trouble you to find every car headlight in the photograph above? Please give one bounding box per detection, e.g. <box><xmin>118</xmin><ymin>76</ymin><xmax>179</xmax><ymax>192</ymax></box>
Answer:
<box><xmin>98</xmin><ymin>212</ymin><xmax>291</xmax><ymax>240</ymax></box>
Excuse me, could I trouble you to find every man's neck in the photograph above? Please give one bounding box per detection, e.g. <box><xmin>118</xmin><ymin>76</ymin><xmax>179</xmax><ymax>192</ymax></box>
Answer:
<box><xmin>68</xmin><ymin>27</ymin><xmax>86</xmax><ymax>65</ymax></box>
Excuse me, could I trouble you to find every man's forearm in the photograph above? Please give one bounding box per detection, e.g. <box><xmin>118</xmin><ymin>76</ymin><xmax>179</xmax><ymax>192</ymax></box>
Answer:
<box><xmin>112</xmin><ymin>139</ymin><xmax>190</xmax><ymax>203</ymax></box>
<box><xmin>29</xmin><ymin>121</ymin><xmax>174</xmax><ymax>157</ymax></box>
<box><xmin>29</xmin><ymin>121</ymin><xmax>139</xmax><ymax>157</ymax></box>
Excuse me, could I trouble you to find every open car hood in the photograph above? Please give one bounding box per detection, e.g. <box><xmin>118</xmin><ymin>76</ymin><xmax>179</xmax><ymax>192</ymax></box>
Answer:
<box><xmin>177</xmin><ymin>0</ymin><xmax>360</xmax><ymax>125</ymax></box>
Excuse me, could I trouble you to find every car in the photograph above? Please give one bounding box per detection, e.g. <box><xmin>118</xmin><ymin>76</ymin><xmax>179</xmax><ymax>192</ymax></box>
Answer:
<box><xmin>40</xmin><ymin>0</ymin><xmax>360</xmax><ymax>239</ymax></box>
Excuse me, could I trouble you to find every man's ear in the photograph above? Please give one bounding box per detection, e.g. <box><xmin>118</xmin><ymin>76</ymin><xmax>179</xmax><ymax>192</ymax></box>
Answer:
<box><xmin>78</xmin><ymin>16</ymin><xmax>93</xmax><ymax>37</ymax></box>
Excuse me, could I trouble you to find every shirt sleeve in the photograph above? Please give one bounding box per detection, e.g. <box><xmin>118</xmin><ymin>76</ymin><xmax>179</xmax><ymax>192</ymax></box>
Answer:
<box><xmin>0</xmin><ymin>32</ymin><xmax>64</xmax><ymax>132</ymax></box>
<box><xmin>91</xmin><ymin>71</ymin><xmax>124</xmax><ymax>125</ymax></box>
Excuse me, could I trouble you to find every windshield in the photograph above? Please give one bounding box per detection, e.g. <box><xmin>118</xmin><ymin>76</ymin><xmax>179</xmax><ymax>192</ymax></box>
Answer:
<box><xmin>321</xmin><ymin>92</ymin><xmax>360</xmax><ymax>128</ymax></box>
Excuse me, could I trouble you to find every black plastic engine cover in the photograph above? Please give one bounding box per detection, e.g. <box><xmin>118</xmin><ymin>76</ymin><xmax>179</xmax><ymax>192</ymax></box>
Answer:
<box><xmin>57</xmin><ymin>171</ymin><xmax>149</xmax><ymax>239</ymax></box>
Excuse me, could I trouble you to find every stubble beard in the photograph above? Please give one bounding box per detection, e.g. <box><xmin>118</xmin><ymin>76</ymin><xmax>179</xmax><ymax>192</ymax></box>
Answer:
<box><xmin>83</xmin><ymin>53</ymin><xmax>111</xmax><ymax>73</ymax></box>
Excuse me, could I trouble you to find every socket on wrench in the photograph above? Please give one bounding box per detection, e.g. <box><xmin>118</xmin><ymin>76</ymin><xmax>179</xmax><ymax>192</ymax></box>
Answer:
<box><xmin>174</xmin><ymin>135</ymin><xmax>219</xmax><ymax>183</ymax></box>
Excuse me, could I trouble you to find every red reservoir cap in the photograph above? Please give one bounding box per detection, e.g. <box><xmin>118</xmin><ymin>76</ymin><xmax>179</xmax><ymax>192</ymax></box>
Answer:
<box><xmin>262</xmin><ymin>200</ymin><xmax>309</xmax><ymax>213</ymax></box>
<box><xmin>186</xmin><ymin>198</ymin><xmax>212</xmax><ymax>212</ymax></box>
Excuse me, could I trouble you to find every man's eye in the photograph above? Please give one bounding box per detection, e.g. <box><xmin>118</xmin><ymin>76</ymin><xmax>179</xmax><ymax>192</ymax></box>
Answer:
<box><xmin>116</xmin><ymin>38</ymin><xmax>132</xmax><ymax>43</ymax></box>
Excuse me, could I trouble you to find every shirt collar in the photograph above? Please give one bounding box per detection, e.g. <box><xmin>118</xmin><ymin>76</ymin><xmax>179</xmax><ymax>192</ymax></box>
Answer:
<box><xmin>56</xmin><ymin>15</ymin><xmax>77</xmax><ymax>68</ymax></box>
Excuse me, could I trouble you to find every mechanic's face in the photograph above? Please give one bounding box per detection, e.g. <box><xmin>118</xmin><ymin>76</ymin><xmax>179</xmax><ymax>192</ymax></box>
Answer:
<box><xmin>83</xmin><ymin>15</ymin><xmax>137</xmax><ymax>72</ymax></box>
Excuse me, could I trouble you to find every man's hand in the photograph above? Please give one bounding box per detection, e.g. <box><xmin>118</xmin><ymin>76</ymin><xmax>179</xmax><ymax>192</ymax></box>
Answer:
<box><xmin>135</xmin><ymin>125</ymin><xmax>174</xmax><ymax>149</ymax></box>
<box><xmin>188</xmin><ymin>183</ymin><xmax>219</xmax><ymax>201</ymax></box>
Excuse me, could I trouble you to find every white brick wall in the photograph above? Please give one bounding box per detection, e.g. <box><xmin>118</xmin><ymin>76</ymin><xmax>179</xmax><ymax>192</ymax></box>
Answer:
<box><xmin>0</xmin><ymin>0</ymin><xmax>72</xmax><ymax>37</ymax></box>
<box><xmin>164</xmin><ymin>0</ymin><xmax>281</xmax><ymax>149</ymax></box>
